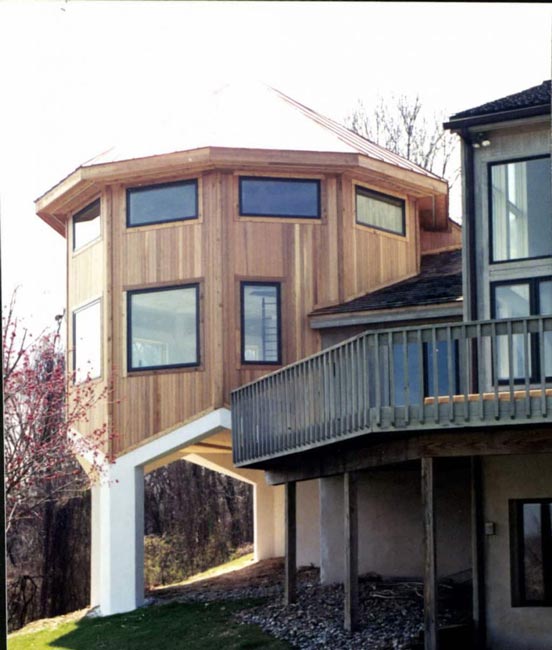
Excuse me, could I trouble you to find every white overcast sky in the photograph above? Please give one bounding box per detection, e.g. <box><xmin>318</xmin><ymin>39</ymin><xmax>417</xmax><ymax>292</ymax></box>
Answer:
<box><xmin>0</xmin><ymin>1</ymin><xmax>550</xmax><ymax>334</ymax></box>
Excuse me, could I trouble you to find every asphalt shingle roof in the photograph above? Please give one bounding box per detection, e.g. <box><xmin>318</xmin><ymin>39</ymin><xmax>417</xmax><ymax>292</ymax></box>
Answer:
<box><xmin>311</xmin><ymin>249</ymin><xmax>462</xmax><ymax>317</ymax></box>
<box><xmin>449</xmin><ymin>80</ymin><xmax>551</xmax><ymax>120</ymax></box>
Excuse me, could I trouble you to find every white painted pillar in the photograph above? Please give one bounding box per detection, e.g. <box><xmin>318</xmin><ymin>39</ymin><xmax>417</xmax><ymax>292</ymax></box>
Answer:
<box><xmin>97</xmin><ymin>463</ymin><xmax>145</xmax><ymax>616</ymax></box>
<box><xmin>90</xmin><ymin>484</ymin><xmax>102</xmax><ymax>608</ymax></box>
<box><xmin>254</xmin><ymin>480</ymin><xmax>276</xmax><ymax>560</ymax></box>
<box><xmin>319</xmin><ymin>475</ymin><xmax>345</xmax><ymax>583</ymax></box>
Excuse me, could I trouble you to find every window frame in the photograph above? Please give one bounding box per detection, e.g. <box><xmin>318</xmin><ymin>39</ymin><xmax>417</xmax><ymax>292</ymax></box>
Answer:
<box><xmin>238</xmin><ymin>176</ymin><xmax>321</xmax><ymax>219</ymax></box>
<box><xmin>240</xmin><ymin>281</ymin><xmax>282</xmax><ymax>366</ymax></box>
<box><xmin>72</xmin><ymin>298</ymin><xmax>102</xmax><ymax>383</ymax></box>
<box><xmin>491</xmin><ymin>276</ymin><xmax>552</xmax><ymax>384</ymax></box>
<box><xmin>126</xmin><ymin>179</ymin><xmax>199</xmax><ymax>228</ymax></box>
<box><xmin>488</xmin><ymin>154</ymin><xmax>552</xmax><ymax>265</ymax></box>
<box><xmin>72</xmin><ymin>199</ymin><xmax>101</xmax><ymax>252</ymax></box>
<box><xmin>127</xmin><ymin>283</ymin><xmax>200</xmax><ymax>373</ymax></box>
<box><xmin>355</xmin><ymin>185</ymin><xmax>406</xmax><ymax>236</ymax></box>
<box><xmin>509</xmin><ymin>498</ymin><xmax>552</xmax><ymax>607</ymax></box>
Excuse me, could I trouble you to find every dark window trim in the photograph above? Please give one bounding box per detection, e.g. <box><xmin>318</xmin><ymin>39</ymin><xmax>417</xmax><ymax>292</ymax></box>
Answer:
<box><xmin>238</xmin><ymin>176</ymin><xmax>321</xmax><ymax>219</ymax></box>
<box><xmin>355</xmin><ymin>185</ymin><xmax>406</xmax><ymax>236</ymax></box>
<box><xmin>491</xmin><ymin>276</ymin><xmax>552</xmax><ymax>384</ymax></box>
<box><xmin>72</xmin><ymin>298</ymin><xmax>102</xmax><ymax>383</ymax></box>
<box><xmin>488</xmin><ymin>154</ymin><xmax>551</xmax><ymax>265</ymax></box>
<box><xmin>509</xmin><ymin>498</ymin><xmax>552</xmax><ymax>607</ymax></box>
<box><xmin>127</xmin><ymin>283</ymin><xmax>200</xmax><ymax>372</ymax></box>
<box><xmin>126</xmin><ymin>179</ymin><xmax>199</xmax><ymax>228</ymax></box>
<box><xmin>72</xmin><ymin>199</ymin><xmax>101</xmax><ymax>251</ymax></box>
<box><xmin>240</xmin><ymin>281</ymin><xmax>282</xmax><ymax>366</ymax></box>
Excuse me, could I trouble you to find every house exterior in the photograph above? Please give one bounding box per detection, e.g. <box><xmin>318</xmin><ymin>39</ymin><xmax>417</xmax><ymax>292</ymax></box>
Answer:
<box><xmin>232</xmin><ymin>81</ymin><xmax>552</xmax><ymax>649</ymax></box>
<box><xmin>34</xmin><ymin>83</ymin><xmax>458</xmax><ymax>619</ymax></box>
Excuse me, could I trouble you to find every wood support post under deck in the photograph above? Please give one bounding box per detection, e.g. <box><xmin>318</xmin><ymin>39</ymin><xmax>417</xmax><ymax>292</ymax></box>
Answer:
<box><xmin>285</xmin><ymin>481</ymin><xmax>297</xmax><ymax>605</ymax></box>
<box><xmin>422</xmin><ymin>457</ymin><xmax>438</xmax><ymax>650</ymax></box>
<box><xmin>344</xmin><ymin>471</ymin><xmax>359</xmax><ymax>632</ymax></box>
<box><xmin>471</xmin><ymin>456</ymin><xmax>486</xmax><ymax>649</ymax></box>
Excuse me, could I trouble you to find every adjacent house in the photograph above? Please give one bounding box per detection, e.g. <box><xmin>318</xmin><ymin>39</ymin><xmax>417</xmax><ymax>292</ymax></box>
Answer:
<box><xmin>35</xmin><ymin>79</ymin><xmax>551</xmax><ymax>649</ymax></box>
<box><xmin>232</xmin><ymin>81</ymin><xmax>552</xmax><ymax>649</ymax></box>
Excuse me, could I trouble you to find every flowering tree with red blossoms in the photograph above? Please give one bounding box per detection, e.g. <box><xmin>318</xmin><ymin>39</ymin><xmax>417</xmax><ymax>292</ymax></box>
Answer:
<box><xmin>3</xmin><ymin>294</ymin><xmax>113</xmax><ymax>533</ymax></box>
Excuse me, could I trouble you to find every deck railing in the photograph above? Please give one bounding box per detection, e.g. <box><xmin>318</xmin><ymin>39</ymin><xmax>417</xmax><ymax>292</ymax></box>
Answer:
<box><xmin>232</xmin><ymin>316</ymin><xmax>552</xmax><ymax>466</ymax></box>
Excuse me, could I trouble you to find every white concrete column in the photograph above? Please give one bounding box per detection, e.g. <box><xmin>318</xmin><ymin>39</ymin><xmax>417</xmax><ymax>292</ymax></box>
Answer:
<box><xmin>97</xmin><ymin>463</ymin><xmax>145</xmax><ymax>616</ymax></box>
<box><xmin>297</xmin><ymin>479</ymin><xmax>321</xmax><ymax>566</ymax></box>
<box><xmin>319</xmin><ymin>475</ymin><xmax>344</xmax><ymax>583</ymax></box>
<box><xmin>254</xmin><ymin>480</ymin><xmax>276</xmax><ymax>560</ymax></box>
<box><xmin>90</xmin><ymin>484</ymin><xmax>102</xmax><ymax>608</ymax></box>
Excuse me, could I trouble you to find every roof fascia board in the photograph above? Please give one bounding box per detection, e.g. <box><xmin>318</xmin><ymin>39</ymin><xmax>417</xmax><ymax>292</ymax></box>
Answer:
<box><xmin>309</xmin><ymin>302</ymin><xmax>463</xmax><ymax>329</ymax></box>
<box><xmin>444</xmin><ymin>104</ymin><xmax>550</xmax><ymax>132</ymax></box>
<box><xmin>355</xmin><ymin>156</ymin><xmax>448</xmax><ymax>195</ymax></box>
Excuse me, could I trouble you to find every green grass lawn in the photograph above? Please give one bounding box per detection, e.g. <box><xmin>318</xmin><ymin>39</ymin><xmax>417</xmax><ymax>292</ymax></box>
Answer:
<box><xmin>8</xmin><ymin>600</ymin><xmax>292</xmax><ymax>650</ymax></box>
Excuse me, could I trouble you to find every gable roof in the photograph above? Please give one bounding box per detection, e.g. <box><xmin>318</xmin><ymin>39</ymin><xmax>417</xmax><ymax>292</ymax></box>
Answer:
<box><xmin>80</xmin><ymin>83</ymin><xmax>442</xmax><ymax>180</ymax></box>
<box><xmin>311</xmin><ymin>249</ymin><xmax>462</xmax><ymax>318</ymax></box>
<box><xmin>444</xmin><ymin>80</ymin><xmax>551</xmax><ymax>130</ymax></box>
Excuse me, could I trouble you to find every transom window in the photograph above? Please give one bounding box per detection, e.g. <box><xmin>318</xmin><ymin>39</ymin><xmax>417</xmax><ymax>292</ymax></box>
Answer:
<box><xmin>492</xmin><ymin>278</ymin><xmax>552</xmax><ymax>382</ymax></box>
<box><xmin>73</xmin><ymin>199</ymin><xmax>101</xmax><ymax>251</ymax></box>
<box><xmin>127</xmin><ymin>284</ymin><xmax>199</xmax><ymax>371</ymax></box>
<box><xmin>510</xmin><ymin>499</ymin><xmax>552</xmax><ymax>606</ymax></box>
<box><xmin>127</xmin><ymin>179</ymin><xmax>198</xmax><ymax>227</ymax></box>
<box><xmin>239</xmin><ymin>177</ymin><xmax>320</xmax><ymax>219</ymax></box>
<box><xmin>490</xmin><ymin>156</ymin><xmax>552</xmax><ymax>262</ymax></box>
<box><xmin>241</xmin><ymin>282</ymin><xmax>281</xmax><ymax>365</ymax></box>
<box><xmin>355</xmin><ymin>186</ymin><xmax>405</xmax><ymax>236</ymax></box>
<box><xmin>73</xmin><ymin>299</ymin><xmax>101</xmax><ymax>383</ymax></box>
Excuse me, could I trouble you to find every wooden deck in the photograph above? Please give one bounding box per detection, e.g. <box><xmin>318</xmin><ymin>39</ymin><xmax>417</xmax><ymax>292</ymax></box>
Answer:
<box><xmin>232</xmin><ymin>315</ymin><xmax>552</xmax><ymax>466</ymax></box>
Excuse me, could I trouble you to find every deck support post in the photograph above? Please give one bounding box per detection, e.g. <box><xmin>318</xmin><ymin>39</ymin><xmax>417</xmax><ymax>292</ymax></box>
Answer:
<box><xmin>285</xmin><ymin>481</ymin><xmax>297</xmax><ymax>604</ymax></box>
<box><xmin>422</xmin><ymin>457</ymin><xmax>438</xmax><ymax>650</ymax></box>
<box><xmin>471</xmin><ymin>456</ymin><xmax>486</xmax><ymax>648</ymax></box>
<box><xmin>344</xmin><ymin>471</ymin><xmax>359</xmax><ymax>632</ymax></box>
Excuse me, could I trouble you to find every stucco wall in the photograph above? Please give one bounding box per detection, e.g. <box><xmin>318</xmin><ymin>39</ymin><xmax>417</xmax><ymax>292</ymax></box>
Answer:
<box><xmin>483</xmin><ymin>454</ymin><xmax>552</xmax><ymax>650</ymax></box>
<box><xmin>319</xmin><ymin>460</ymin><xmax>471</xmax><ymax>582</ymax></box>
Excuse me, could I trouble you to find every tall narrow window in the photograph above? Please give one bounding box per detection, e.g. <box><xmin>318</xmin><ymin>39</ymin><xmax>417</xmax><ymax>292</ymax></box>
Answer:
<box><xmin>356</xmin><ymin>186</ymin><xmax>405</xmax><ymax>235</ymax></box>
<box><xmin>239</xmin><ymin>177</ymin><xmax>320</xmax><ymax>218</ymax></box>
<box><xmin>490</xmin><ymin>156</ymin><xmax>552</xmax><ymax>262</ymax></box>
<box><xmin>128</xmin><ymin>284</ymin><xmax>199</xmax><ymax>371</ymax></box>
<box><xmin>510</xmin><ymin>499</ymin><xmax>552</xmax><ymax>606</ymax></box>
<box><xmin>73</xmin><ymin>299</ymin><xmax>101</xmax><ymax>383</ymax></box>
<box><xmin>493</xmin><ymin>282</ymin><xmax>531</xmax><ymax>381</ymax></box>
<box><xmin>127</xmin><ymin>179</ymin><xmax>198</xmax><ymax>227</ymax></box>
<box><xmin>73</xmin><ymin>199</ymin><xmax>101</xmax><ymax>251</ymax></box>
<box><xmin>241</xmin><ymin>282</ymin><xmax>281</xmax><ymax>364</ymax></box>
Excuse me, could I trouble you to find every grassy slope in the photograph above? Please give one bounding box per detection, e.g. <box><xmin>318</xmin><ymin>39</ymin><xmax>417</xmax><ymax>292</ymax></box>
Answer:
<box><xmin>8</xmin><ymin>600</ymin><xmax>291</xmax><ymax>650</ymax></box>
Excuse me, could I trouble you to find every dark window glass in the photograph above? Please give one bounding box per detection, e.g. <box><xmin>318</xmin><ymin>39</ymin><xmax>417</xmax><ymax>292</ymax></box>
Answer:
<box><xmin>490</xmin><ymin>156</ymin><xmax>552</xmax><ymax>262</ymax></box>
<box><xmin>128</xmin><ymin>285</ymin><xmax>199</xmax><ymax>371</ymax></box>
<box><xmin>239</xmin><ymin>177</ymin><xmax>320</xmax><ymax>218</ymax></box>
<box><xmin>241</xmin><ymin>283</ymin><xmax>281</xmax><ymax>364</ymax></box>
<box><xmin>510</xmin><ymin>499</ymin><xmax>552</xmax><ymax>606</ymax></box>
<box><xmin>127</xmin><ymin>180</ymin><xmax>198</xmax><ymax>227</ymax></box>
<box><xmin>356</xmin><ymin>187</ymin><xmax>405</xmax><ymax>235</ymax></box>
<box><xmin>73</xmin><ymin>199</ymin><xmax>101</xmax><ymax>250</ymax></box>
<box><xmin>73</xmin><ymin>299</ymin><xmax>101</xmax><ymax>383</ymax></box>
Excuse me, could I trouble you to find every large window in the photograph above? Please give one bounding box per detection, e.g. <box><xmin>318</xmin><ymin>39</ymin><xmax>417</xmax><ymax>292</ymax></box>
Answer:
<box><xmin>128</xmin><ymin>284</ymin><xmax>199</xmax><ymax>371</ymax></box>
<box><xmin>73</xmin><ymin>199</ymin><xmax>101</xmax><ymax>251</ymax></box>
<box><xmin>492</xmin><ymin>278</ymin><xmax>552</xmax><ymax>382</ymax></box>
<box><xmin>490</xmin><ymin>156</ymin><xmax>552</xmax><ymax>262</ymax></box>
<box><xmin>510</xmin><ymin>499</ymin><xmax>552</xmax><ymax>606</ymax></box>
<box><xmin>127</xmin><ymin>180</ymin><xmax>198</xmax><ymax>227</ymax></box>
<box><xmin>241</xmin><ymin>282</ymin><xmax>281</xmax><ymax>365</ymax></box>
<box><xmin>355</xmin><ymin>186</ymin><xmax>405</xmax><ymax>236</ymax></box>
<box><xmin>73</xmin><ymin>299</ymin><xmax>101</xmax><ymax>383</ymax></box>
<box><xmin>239</xmin><ymin>177</ymin><xmax>320</xmax><ymax>219</ymax></box>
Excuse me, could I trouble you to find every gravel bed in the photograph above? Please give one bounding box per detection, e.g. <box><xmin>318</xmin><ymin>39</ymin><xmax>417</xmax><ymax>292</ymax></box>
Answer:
<box><xmin>236</xmin><ymin>576</ymin><xmax>471</xmax><ymax>650</ymax></box>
